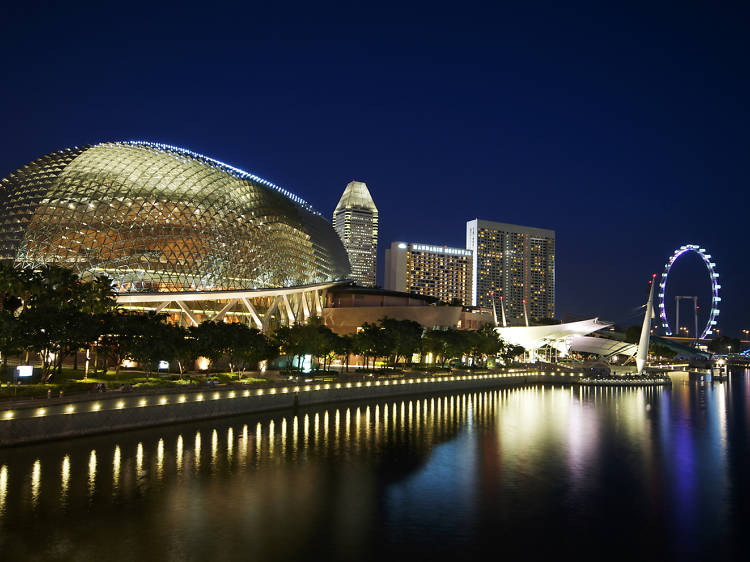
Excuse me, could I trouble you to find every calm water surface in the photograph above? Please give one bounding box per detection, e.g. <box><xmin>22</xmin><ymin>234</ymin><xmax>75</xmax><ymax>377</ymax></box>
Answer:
<box><xmin>1</xmin><ymin>372</ymin><xmax>749</xmax><ymax>561</ymax></box>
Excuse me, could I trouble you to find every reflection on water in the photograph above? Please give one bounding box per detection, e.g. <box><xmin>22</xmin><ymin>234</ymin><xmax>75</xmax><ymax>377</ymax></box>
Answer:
<box><xmin>0</xmin><ymin>372</ymin><xmax>749</xmax><ymax>560</ymax></box>
<box><xmin>0</xmin><ymin>464</ymin><xmax>6</xmax><ymax>516</ymax></box>
<box><xmin>87</xmin><ymin>450</ymin><xmax>96</xmax><ymax>497</ymax></box>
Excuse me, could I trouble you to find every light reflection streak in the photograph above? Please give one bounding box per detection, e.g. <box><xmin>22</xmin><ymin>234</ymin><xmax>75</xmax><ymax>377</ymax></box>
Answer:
<box><xmin>355</xmin><ymin>408</ymin><xmax>361</xmax><ymax>452</ymax></box>
<box><xmin>240</xmin><ymin>426</ymin><xmax>248</xmax><ymax>466</ymax></box>
<box><xmin>365</xmin><ymin>406</ymin><xmax>371</xmax><ymax>443</ymax></box>
<box><xmin>269</xmin><ymin>420</ymin><xmax>275</xmax><ymax>456</ymax></box>
<box><xmin>61</xmin><ymin>456</ymin><xmax>71</xmax><ymax>500</ymax></box>
<box><xmin>157</xmin><ymin>439</ymin><xmax>164</xmax><ymax>478</ymax></box>
<box><xmin>136</xmin><ymin>442</ymin><xmax>144</xmax><ymax>478</ymax></box>
<box><xmin>88</xmin><ymin>451</ymin><xmax>96</xmax><ymax>496</ymax></box>
<box><xmin>354</xmin><ymin>407</ymin><xmax>361</xmax><ymax>449</ymax></box>
<box><xmin>176</xmin><ymin>435</ymin><xmax>183</xmax><ymax>473</ymax></box>
<box><xmin>31</xmin><ymin>460</ymin><xmax>41</xmax><ymax>506</ymax></box>
<box><xmin>0</xmin><ymin>465</ymin><xmax>7</xmax><ymax>515</ymax></box>
<box><xmin>375</xmin><ymin>405</ymin><xmax>379</xmax><ymax>443</ymax></box>
<box><xmin>227</xmin><ymin>428</ymin><xmax>233</xmax><ymax>464</ymax></box>
<box><xmin>292</xmin><ymin>416</ymin><xmax>299</xmax><ymax>455</ymax></box>
<box><xmin>281</xmin><ymin>418</ymin><xmax>287</xmax><ymax>456</ymax></box>
<box><xmin>345</xmin><ymin>408</ymin><xmax>351</xmax><ymax>441</ymax></box>
<box><xmin>335</xmin><ymin>409</ymin><xmax>340</xmax><ymax>450</ymax></box>
<box><xmin>194</xmin><ymin>432</ymin><xmax>201</xmax><ymax>470</ymax></box>
<box><xmin>716</xmin><ymin>384</ymin><xmax>727</xmax><ymax>445</ymax></box>
<box><xmin>112</xmin><ymin>447</ymin><xmax>120</xmax><ymax>491</ymax></box>
<box><xmin>211</xmin><ymin>430</ymin><xmax>218</xmax><ymax>467</ymax></box>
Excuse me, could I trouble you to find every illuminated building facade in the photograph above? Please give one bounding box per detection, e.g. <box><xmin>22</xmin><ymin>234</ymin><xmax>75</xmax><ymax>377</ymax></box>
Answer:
<box><xmin>384</xmin><ymin>241</ymin><xmax>473</xmax><ymax>305</ymax></box>
<box><xmin>0</xmin><ymin>141</ymin><xmax>350</xmax><ymax>293</ymax></box>
<box><xmin>332</xmin><ymin>181</ymin><xmax>378</xmax><ymax>287</ymax></box>
<box><xmin>466</xmin><ymin>219</ymin><xmax>555</xmax><ymax>323</ymax></box>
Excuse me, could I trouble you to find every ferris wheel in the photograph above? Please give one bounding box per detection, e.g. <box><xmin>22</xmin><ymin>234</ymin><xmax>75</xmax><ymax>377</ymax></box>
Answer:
<box><xmin>658</xmin><ymin>244</ymin><xmax>720</xmax><ymax>339</ymax></box>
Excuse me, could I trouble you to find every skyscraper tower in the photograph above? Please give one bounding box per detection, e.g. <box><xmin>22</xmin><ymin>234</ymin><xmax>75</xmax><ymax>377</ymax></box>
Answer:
<box><xmin>333</xmin><ymin>181</ymin><xmax>378</xmax><ymax>286</ymax></box>
<box><xmin>466</xmin><ymin>219</ymin><xmax>555</xmax><ymax>323</ymax></box>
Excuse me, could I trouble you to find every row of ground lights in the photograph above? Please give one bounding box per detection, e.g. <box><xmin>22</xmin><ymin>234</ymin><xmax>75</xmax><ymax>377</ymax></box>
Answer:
<box><xmin>1</xmin><ymin>372</ymin><xmax>583</xmax><ymax>421</ymax></box>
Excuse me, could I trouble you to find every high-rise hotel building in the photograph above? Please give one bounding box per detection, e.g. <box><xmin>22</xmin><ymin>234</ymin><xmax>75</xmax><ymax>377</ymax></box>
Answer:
<box><xmin>333</xmin><ymin>181</ymin><xmax>378</xmax><ymax>286</ymax></box>
<box><xmin>385</xmin><ymin>242</ymin><xmax>473</xmax><ymax>305</ymax></box>
<box><xmin>466</xmin><ymin>219</ymin><xmax>555</xmax><ymax>322</ymax></box>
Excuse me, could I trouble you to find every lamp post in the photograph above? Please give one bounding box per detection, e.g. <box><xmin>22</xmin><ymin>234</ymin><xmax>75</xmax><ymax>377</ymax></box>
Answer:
<box><xmin>727</xmin><ymin>345</ymin><xmax>732</xmax><ymax>378</ymax></box>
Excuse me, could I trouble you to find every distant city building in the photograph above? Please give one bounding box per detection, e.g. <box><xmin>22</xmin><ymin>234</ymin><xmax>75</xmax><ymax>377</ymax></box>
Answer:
<box><xmin>466</xmin><ymin>219</ymin><xmax>555</xmax><ymax>323</ymax></box>
<box><xmin>385</xmin><ymin>241</ymin><xmax>473</xmax><ymax>305</ymax></box>
<box><xmin>333</xmin><ymin>181</ymin><xmax>378</xmax><ymax>286</ymax></box>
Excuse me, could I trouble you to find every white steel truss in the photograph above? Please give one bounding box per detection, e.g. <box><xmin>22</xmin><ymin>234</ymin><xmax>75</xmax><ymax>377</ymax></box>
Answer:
<box><xmin>116</xmin><ymin>281</ymin><xmax>343</xmax><ymax>332</ymax></box>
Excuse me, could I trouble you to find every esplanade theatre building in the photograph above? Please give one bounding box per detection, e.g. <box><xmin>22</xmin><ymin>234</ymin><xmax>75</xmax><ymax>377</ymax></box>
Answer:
<box><xmin>0</xmin><ymin>141</ymin><xmax>351</xmax><ymax>330</ymax></box>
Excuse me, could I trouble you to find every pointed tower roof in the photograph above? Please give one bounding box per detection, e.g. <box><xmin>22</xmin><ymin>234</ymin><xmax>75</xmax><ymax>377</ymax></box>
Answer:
<box><xmin>334</xmin><ymin>181</ymin><xmax>378</xmax><ymax>213</ymax></box>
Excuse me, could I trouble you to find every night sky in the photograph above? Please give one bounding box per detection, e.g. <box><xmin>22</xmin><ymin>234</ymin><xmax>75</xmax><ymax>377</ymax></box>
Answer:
<box><xmin>1</xmin><ymin>4</ymin><xmax>748</xmax><ymax>335</ymax></box>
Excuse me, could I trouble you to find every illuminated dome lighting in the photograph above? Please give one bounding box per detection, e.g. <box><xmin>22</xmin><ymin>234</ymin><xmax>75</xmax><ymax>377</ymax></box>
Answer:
<box><xmin>657</xmin><ymin>244</ymin><xmax>720</xmax><ymax>339</ymax></box>
<box><xmin>0</xmin><ymin>141</ymin><xmax>350</xmax><ymax>292</ymax></box>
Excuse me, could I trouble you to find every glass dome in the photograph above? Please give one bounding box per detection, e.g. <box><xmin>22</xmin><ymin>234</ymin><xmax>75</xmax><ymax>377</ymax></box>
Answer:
<box><xmin>0</xmin><ymin>141</ymin><xmax>350</xmax><ymax>292</ymax></box>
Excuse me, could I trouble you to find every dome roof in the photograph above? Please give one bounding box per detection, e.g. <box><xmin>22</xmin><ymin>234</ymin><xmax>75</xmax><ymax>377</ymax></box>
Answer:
<box><xmin>0</xmin><ymin>141</ymin><xmax>350</xmax><ymax>292</ymax></box>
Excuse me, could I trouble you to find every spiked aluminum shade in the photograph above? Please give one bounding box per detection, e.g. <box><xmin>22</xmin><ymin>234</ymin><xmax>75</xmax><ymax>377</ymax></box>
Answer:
<box><xmin>0</xmin><ymin>142</ymin><xmax>350</xmax><ymax>292</ymax></box>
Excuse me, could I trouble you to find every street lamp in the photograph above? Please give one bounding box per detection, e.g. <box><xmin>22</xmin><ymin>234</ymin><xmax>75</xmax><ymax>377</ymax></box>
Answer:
<box><xmin>726</xmin><ymin>346</ymin><xmax>731</xmax><ymax>378</ymax></box>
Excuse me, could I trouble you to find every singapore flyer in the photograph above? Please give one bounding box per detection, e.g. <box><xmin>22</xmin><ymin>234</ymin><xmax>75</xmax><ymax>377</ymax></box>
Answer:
<box><xmin>658</xmin><ymin>244</ymin><xmax>720</xmax><ymax>339</ymax></box>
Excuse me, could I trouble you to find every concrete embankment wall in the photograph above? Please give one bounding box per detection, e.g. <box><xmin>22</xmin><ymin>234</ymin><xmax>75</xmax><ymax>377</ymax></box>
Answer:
<box><xmin>1</xmin><ymin>372</ymin><xmax>568</xmax><ymax>447</ymax></box>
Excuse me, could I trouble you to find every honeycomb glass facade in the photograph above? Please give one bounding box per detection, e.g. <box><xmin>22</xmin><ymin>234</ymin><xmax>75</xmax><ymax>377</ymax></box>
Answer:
<box><xmin>0</xmin><ymin>142</ymin><xmax>350</xmax><ymax>292</ymax></box>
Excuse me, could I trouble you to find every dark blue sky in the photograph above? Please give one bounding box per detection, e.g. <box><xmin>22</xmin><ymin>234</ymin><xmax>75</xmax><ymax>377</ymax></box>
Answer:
<box><xmin>1</xmin><ymin>3</ymin><xmax>748</xmax><ymax>334</ymax></box>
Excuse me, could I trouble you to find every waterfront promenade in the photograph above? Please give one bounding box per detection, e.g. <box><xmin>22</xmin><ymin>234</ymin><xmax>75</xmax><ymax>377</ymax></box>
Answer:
<box><xmin>0</xmin><ymin>367</ymin><xmax>671</xmax><ymax>447</ymax></box>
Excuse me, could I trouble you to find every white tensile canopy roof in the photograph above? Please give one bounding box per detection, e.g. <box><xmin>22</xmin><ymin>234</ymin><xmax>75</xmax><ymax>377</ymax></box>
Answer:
<box><xmin>495</xmin><ymin>318</ymin><xmax>612</xmax><ymax>351</ymax></box>
<box><xmin>569</xmin><ymin>335</ymin><xmax>638</xmax><ymax>358</ymax></box>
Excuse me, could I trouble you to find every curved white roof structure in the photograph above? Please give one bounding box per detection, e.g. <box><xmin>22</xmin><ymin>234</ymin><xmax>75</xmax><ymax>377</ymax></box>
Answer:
<box><xmin>496</xmin><ymin>318</ymin><xmax>612</xmax><ymax>351</ymax></box>
<box><xmin>569</xmin><ymin>336</ymin><xmax>638</xmax><ymax>358</ymax></box>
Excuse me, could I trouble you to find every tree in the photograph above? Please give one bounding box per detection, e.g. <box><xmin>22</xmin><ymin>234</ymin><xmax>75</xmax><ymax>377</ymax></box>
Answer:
<box><xmin>100</xmin><ymin>311</ymin><xmax>139</xmax><ymax>380</ymax></box>
<box><xmin>17</xmin><ymin>266</ymin><xmax>91</xmax><ymax>382</ymax></box>
<box><xmin>421</xmin><ymin>329</ymin><xmax>447</xmax><ymax>365</ymax></box>
<box><xmin>498</xmin><ymin>339</ymin><xmax>525</xmax><ymax>365</ymax></box>
<box><xmin>0</xmin><ymin>262</ymin><xmax>24</xmax><ymax>315</ymax></box>
<box><xmin>625</xmin><ymin>326</ymin><xmax>641</xmax><ymax>344</ymax></box>
<box><xmin>191</xmin><ymin>321</ymin><xmax>232</xmax><ymax>370</ymax></box>
<box><xmin>334</xmin><ymin>333</ymin><xmax>354</xmax><ymax>372</ymax></box>
<box><xmin>379</xmin><ymin>317</ymin><xmax>423</xmax><ymax>367</ymax></box>
<box><xmin>271</xmin><ymin>325</ymin><xmax>304</xmax><ymax>372</ymax></box>
<box><xmin>708</xmin><ymin>336</ymin><xmax>741</xmax><ymax>355</ymax></box>
<box><xmin>0</xmin><ymin>266</ymin><xmax>23</xmax><ymax>372</ymax></box>
<box><xmin>172</xmin><ymin>326</ymin><xmax>199</xmax><ymax>377</ymax></box>
<box><xmin>353</xmin><ymin>322</ymin><xmax>391</xmax><ymax>370</ymax></box>
<box><xmin>222</xmin><ymin>322</ymin><xmax>271</xmax><ymax>378</ymax></box>
<box><xmin>0</xmin><ymin>307</ymin><xmax>22</xmax><ymax>374</ymax></box>
<box><xmin>124</xmin><ymin>312</ymin><xmax>173</xmax><ymax>381</ymax></box>
<box><xmin>311</xmin><ymin>323</ymin><xmax>339</xmax><ymax>372</ymax></box>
